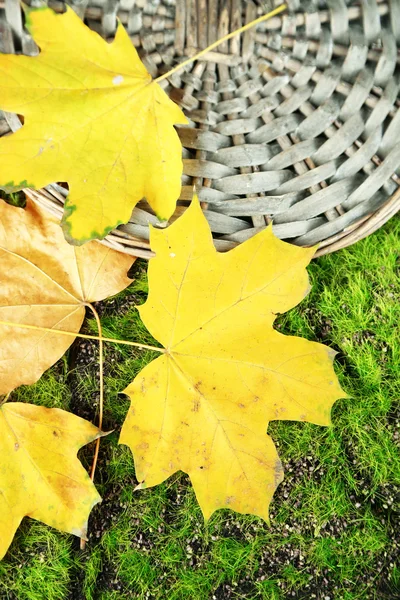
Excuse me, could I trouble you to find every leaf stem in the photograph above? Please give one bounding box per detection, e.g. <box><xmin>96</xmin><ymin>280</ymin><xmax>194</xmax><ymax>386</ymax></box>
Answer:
<box><xmin>0</xmin><ymin>319</ymin><xmax>165</xmax><ymax>353</ymax></box>
<box><xmin>84</xmin><ymin>303</ymin><xmax>104</xmax><ymax>476</ymax></box>
<box><xmin>80</xmin><ymin>303</ymin><xmax>103</xmax><ymax>550</ymax></box>
<box><xmin>153</xmin><ymin>4</ymin><xmax>287</xmax><ymax>84</ymax></box>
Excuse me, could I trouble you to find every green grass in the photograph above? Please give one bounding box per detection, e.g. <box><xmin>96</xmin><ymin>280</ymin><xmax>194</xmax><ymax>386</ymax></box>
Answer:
<box><xmin>1</xmin><ymin>217</ymin><xmax>399</xmax><ymax>599</ymax></box>
<box><xmin>0</xmin><ymin>191</ymin><xmax>26</xmax><ymax>208</ymax></box>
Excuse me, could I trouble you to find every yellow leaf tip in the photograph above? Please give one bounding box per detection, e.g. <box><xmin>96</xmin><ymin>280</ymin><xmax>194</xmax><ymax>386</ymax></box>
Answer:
<box><xmin>200</xmin><ymin>509</ymin><xmax>212</xmax><ymax>525</ymax></box>
<box><xmin>188</xmin><ymin>192</ymin><xmax>202</xmax><ymax>213</ymax></box>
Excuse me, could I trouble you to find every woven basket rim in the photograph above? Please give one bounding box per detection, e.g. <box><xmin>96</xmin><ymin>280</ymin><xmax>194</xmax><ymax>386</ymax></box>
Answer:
<box><xmin>1</xmin><ymin>0</ymin><xmax>400</xmax><ymax>257</ymax></box>
<box><xmin>21</xmin><ymin>183</ymin><xmax>400</xmax><ymax>259</ymax></box>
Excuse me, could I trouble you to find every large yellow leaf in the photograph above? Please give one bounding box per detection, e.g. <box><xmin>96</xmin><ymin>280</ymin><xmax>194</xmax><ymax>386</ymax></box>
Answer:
<box><xmin>0</xmin><ymin>198</ymin><xmax>135</xmax><ymax>394</ymax></box>
<box><xmin>0</xmin><ymin>402</ymin><xmax>103</xmax><ymax>559</ymax></box>
<box><xmin>0</xmin><ymin>6</ymin><xmax>187</xmax><ymax>243</ymax></box>
<box><xmin>120</xmin><ymin>198</ymin><xmax>346</xmax><ymax>522</ymax></box>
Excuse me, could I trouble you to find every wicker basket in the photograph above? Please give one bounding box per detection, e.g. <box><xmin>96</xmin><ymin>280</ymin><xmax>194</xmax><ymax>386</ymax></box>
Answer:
<box><xmin>1</xmin><ymin>0</ymin><xmax>399</xmax><ymax>259</ymax></box>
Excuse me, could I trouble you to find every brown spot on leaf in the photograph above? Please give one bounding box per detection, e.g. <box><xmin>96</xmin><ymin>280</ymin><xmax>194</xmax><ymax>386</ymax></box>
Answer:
<box><xmin>14</xmin><ymin>443</ymin><xmax>19</xmax><ymax>451</ymax></box>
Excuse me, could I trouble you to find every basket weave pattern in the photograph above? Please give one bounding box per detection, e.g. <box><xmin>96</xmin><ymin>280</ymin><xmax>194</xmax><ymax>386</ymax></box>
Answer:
<box><xmin>1</xmin><ymin>0</ymin><xmax>399</xmax><ymax>258</ymax></box>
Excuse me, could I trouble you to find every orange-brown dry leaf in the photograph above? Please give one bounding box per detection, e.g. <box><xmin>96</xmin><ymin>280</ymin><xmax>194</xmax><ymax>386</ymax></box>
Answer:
<box><xmin>0</xmin><ymin>198</ymin><xmax>135</xmax><ymax>394</ymax></box>
<box><xmin>120</xmin><ymin>198</ymin><xmax>346</xmax><ymax>522</ymax></box>
<box><xmin>0</xmin><ymin>402</ymin><xmax>104</xmax><ymax>559</ymax></box>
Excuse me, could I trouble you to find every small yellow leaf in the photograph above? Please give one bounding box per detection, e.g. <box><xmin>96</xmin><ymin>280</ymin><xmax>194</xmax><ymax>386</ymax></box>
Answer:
<box><xmin>120</xmin><ymin>197</ymin><xmax>346</xmax><ymax>522</ymax></box>
<box><xmin>0</xmin><ymin>198</ymin><xmax>135</xmax><ymax>394</ymax></box>
<box><xmin>0</xmin><ymin>402</ymin><xmax>103</xmax><ymax>559</ymax></box>
<box><xmin>0</xmin><ymin>7</ymin><xmax>187</xmax><ymax>243</ymax></box>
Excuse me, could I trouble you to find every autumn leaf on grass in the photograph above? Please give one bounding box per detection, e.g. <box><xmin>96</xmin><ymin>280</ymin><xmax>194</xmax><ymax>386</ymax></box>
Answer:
<box><xmin>0</xmin><ymin>402</ymin><xmax>104</xmax><ymax>559</ymax></box>
<box><xmin>0</xmin><ymin>198</ymin><xmax>135</xmax><ymax>394</ymax></box>
<box><xmin>120</xmin><ymin>197</ymin><xmax>346</xmax><ymax>522</ymax></box>
<box><xmin>0</xmin><ymin>6</ymin><xmax>187</xmax><ymax>244</ymax></box>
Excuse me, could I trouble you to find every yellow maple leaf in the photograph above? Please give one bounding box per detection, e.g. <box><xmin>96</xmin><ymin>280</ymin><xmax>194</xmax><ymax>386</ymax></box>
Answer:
<box><xmin>120</xmin><ymin>198</ymin><xmax>346</xmax><ymax>522</ymax></box>
<box><xmin>0</xmin><ymin>402</ymin><xmax>104</xmax><ymax>559</ymax></box>
<box><xmin>0</xmin><ymin>6</ymin><xmax>187</xmax><ymax>243</ymax></box>
<box><xmin>0</xmin><ymin>197</ymin><xmax>135</xmax><ymax>394</ymax></box>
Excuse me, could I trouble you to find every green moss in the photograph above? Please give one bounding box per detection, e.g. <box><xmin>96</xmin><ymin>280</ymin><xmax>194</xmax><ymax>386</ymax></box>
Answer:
<box><xmin>10</xmin><ymin>356</ymin><xmax>71</xmax><ymax>410</ymax></box>
<box><xmin>0</xmin><ymin>525</ymin><xmax>72</xmax><ymax>600</ymax></box>
<box><xmin>2</xmin><ymin>216</ymin><xmax>399</xmax><ymax>599</ymax></box>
